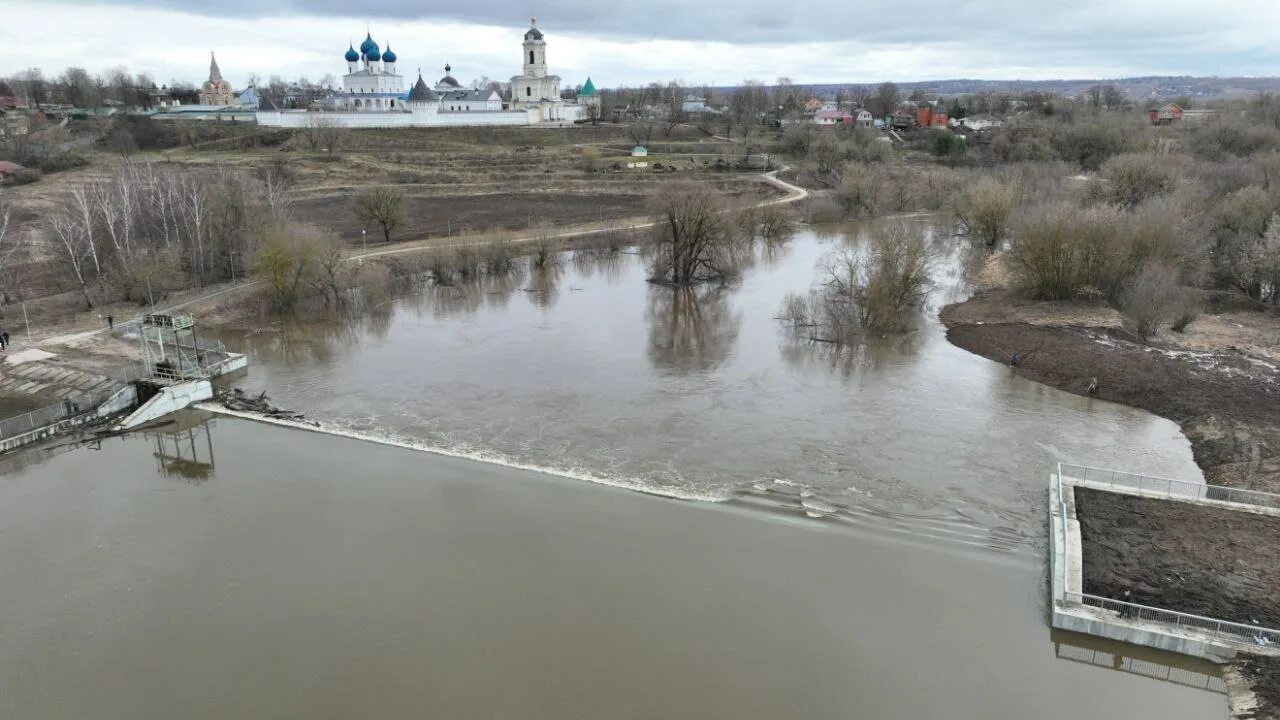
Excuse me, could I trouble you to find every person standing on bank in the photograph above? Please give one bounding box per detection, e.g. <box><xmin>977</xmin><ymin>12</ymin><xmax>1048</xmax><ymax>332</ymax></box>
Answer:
<box><xmin>2</xmin><ymin>330</ymin><xmax>9</xmax><ymax>350</ymax></box>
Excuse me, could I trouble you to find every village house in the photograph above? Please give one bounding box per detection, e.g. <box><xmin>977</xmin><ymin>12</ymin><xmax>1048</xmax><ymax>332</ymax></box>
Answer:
<box><xmin>814</xmin><ymin>110</ymin><xmax>852</xmax><ymax>126</ymax></box>
<box><xmin>961</xmin><ymin>114</ymin><xmax>1003</xmax><ymax>131</ymax></box>
<box><xmin>1147</xmin><ymin>102</ymin><xmax>1182</xmax><ymax>125</ymax></box>
<box><xmin>916</xmin><ymin>106</ymin><xmax>949</xmax><ymax>129</ymax></box>
<box><xmin>891</xmin><ymin>109</ymin><xmax>915</xmax><ymax>129</ymax></box>
<box><xmin>682</xmin><ymin>95</ymin><xmax>709</xmax><ymax>114</ymax></box>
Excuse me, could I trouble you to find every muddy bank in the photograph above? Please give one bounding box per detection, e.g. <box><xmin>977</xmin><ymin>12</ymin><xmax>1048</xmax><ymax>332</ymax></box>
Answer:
<box><xmin>941</xmin><ymin>292</ymin><xmax>1280</xmax><ymax>493</ymax></box>
<box><xmin>1075</xmin><ymin>488</ymin><xmax>1280</xmax><ymax>627</ymax></box>
<box><xmin>1241</xmin><ymin>657</ymin><xmax>1280</xmax><ymax>715</ymax></box>
<box><xmin>943</xmin><ymin>289</ymin><xmax>1280</xmax><ymax>716</ymax></box>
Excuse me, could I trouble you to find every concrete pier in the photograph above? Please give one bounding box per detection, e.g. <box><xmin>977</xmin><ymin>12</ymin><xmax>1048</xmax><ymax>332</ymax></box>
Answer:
<box><xmin>1049</xmin><ymin>468</ymin><xmax>1280</xmax><ymax>661</ymax></box>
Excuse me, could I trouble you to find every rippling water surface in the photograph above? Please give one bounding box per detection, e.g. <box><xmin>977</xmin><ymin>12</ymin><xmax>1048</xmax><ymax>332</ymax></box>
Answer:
<box><xmin>229</xmin><ymin>223</ymin><xmax>1199</xmax><ymax>555</ymax></box>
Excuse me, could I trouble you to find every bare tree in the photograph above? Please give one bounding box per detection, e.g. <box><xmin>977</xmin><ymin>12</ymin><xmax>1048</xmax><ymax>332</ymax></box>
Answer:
<box><xmin>354</xmin><ymin>187</ymin><xmax>406</xmax><ymax>244</ymax></box>
<box><xmin>0</xmin><ymin>188</ymin><xmax>23</xmax><ymax>300</ymax></box>
<box><xmin>649</xmin><ymin>181</ymin><xmax>740</xmax><ymax>285</ymax></box>
<box><xmin>45</xmin><ymin>210</ymin><xmax>97</xmax><ymax>309</ymax></box>
<box><xmin>306</xmin><ymin>116</ymin><xmax>347</xmax><ymax>161</ymax></box>
<box><xmin>871</xmin><ymin>82</ymin><xmax>900</xmax><ymax>119</ymax></box>
<box><xmin>627</xmin><ymin>121</ymin><xmax>654</xmax><ymax>147</ymax></box>
<box><xmin>661</xmin><ymin>80</ymin><xmax>685</xmax><ymax>136</ymax></box>
<box><xmin>308</xmin><ymin>230</ymin><xmax>354</xmax><ymax>305</ymax></box>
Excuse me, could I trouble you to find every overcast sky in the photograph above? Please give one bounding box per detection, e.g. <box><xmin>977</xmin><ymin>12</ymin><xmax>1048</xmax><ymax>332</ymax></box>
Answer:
<box><xmin>2</xmin><ymin>0</ymin><xmax>1277</xmax><ymax>88</ymax></box>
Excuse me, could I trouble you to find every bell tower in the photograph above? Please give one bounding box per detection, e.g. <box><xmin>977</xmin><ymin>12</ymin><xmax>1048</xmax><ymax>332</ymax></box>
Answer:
<box><xmin>522</xmin><ymin>17</ymin><xmax>547</xmax><ymax>79</ymax></box>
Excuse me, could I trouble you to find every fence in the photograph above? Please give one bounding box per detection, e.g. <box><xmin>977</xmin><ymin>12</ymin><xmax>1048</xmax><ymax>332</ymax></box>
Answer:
<box><xmin>0</xmin><ymin>384</ymin><xmax>122</xmax><ymax>440</ymax></box>
<box><xmin>1055</xmin><ymin>463</ymin><xmax>1280</xmax><ymax>650</ymax></box>
<box><xmin>1059</xmin><ymin>462</ymin><xmax>1280</xmax><ymax>511</ymax></box>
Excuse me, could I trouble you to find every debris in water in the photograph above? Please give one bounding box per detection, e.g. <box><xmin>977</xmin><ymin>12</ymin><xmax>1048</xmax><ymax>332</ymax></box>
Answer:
<box><xmin>216</xmin><ymin>388</ymin><xmax>318</xmax><ymax>426</ymax></box>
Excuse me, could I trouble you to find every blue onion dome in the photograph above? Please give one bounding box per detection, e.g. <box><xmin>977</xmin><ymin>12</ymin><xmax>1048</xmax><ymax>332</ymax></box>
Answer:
<box><xmin>382</xmin><ymin>45</ymin><xmax>397</xmax><ymax>63</ymax></box>
<box><xmin>366</xmin><ymin>46</ymin><xmax>382</xmax><ymax>61</ymax></box>
<box><xmin>359</xmin><ymin>33</ymin><xmax>379</xmax><ymax>56</ymax></box>
<box><xmin>345</xmin><ymin>44</ymin><xmax>359</xmax><ymax>62</ymax></box>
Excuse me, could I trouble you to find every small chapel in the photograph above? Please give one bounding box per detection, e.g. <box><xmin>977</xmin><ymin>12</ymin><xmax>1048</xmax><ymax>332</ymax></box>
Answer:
<box><xmin>199</xmin><ymin>53</ymin><xmax>235</xmax><ymax>106</ymax></box>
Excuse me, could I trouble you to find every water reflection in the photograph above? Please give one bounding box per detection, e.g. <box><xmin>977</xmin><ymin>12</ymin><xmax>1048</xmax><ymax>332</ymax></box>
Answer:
<box><xmin>1051</xmin><ymin>630</ymin><xmax>1227</xmax><ymax>695</ymax></box>
<box><xmin>571</xmin><ymin>247</ymin><xmax>625</xmax><ymax>282</ymax></box>
<box><xmin>646</xmin><ymin>285</ymin><xmax>743</xmax><ymax>372</ymax></box>
<box><xmin>145</xmin><ymin>414</ymin><xmax>217</xmax><ymax>482</ymax></box>
<box><xmin>778</xmin><ymin>331</ymin><xmax>922</xmax><ymax>379</ymax></box>
<box><xmin>417</xmin><ymin>270</ymin><xmax>527</xmax><ymax>318</ymax></box>
<box><xmin>524</xmin><ymin>263</ymin><xmax>564</xmax><ymax>310</ymax></box>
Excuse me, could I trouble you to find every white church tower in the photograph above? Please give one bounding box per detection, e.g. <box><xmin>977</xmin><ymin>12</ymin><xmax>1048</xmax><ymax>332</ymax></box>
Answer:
<box><xmin>510</xmin><ymin>18</ymin><xmax>562</xmax><ymax>107</ymax></box>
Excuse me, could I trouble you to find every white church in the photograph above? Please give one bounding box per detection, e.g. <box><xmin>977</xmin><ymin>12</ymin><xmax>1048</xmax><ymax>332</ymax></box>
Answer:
<box><xmin>256</xmin><ymin>19</ymin><xmax>597</xmax><ymax>128</ymax></box>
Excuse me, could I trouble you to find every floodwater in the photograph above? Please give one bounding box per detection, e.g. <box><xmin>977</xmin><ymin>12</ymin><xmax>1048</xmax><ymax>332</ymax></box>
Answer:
<box><xmin>0</xmin><ymin>417</ymin><xmax>1224</xmax><ymax>719</ymax></box>
<box><xmin>0</xmin><ymin>224</ymin><xmax>1226</xmax><ymax>718</ymax></box>
<box><xmin>232</xmin><ymin>223</ymin><xmax>1200</xmax><ymax>552</ymax></box>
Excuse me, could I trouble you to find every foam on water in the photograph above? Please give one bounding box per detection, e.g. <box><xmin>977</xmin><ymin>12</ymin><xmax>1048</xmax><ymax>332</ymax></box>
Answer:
<box><xmin>194</xmin><ymin>403</ymin><xmax>732</xmax><ymax>503</ymax></box>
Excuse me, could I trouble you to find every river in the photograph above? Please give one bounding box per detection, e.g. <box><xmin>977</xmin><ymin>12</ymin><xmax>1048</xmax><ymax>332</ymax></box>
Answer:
<box><xmin>0</xmin><ymin>223</ymin><xmax>1225</xmax><ymax>718</ymax></box>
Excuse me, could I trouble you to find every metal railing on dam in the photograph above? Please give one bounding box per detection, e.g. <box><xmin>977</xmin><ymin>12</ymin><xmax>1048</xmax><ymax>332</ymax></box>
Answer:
<box><xmin>1055</xmin><ymin>463</ymin><xmax>1280</xmax><ymax>650</ymax></box>
<box><xmin>1059</xmin><ymin>462</ymin><xmax>1280</xmax><ymax>512</ymax></box>
<box><xmin>0</xmin><ymin>384</ymin><xmax>123</xmax><ymax>441</ymax></box>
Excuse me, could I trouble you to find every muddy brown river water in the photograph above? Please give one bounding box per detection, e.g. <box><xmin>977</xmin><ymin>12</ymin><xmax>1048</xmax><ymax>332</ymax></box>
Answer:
<box><xmin>0</xmin><ymin>224</ymin><xmax>1227</xmax><ymax>718</ymax></box>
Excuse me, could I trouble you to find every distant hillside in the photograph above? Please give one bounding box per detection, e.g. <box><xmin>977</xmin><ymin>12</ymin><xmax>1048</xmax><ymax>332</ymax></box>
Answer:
<box><xmin>714</xmin><ymin>76</ymin><xmax>1280</xmax><ymax>103</ymax></box>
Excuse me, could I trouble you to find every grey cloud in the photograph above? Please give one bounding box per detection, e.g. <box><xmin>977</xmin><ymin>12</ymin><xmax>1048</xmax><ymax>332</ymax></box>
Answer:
<box><xmin>64</xmin><ymin>0</ymin><xmax>1247</xmax><ymax>47</ymax></box>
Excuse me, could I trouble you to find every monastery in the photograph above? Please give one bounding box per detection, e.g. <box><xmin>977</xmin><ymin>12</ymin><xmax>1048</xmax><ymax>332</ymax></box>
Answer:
<box><xmin>254</xmin><ymin>18</ymin><xmax>598</xmax><ymax>128</ymax></box>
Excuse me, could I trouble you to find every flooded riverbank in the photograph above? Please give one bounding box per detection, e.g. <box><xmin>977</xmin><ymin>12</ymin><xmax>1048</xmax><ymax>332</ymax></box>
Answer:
<box><xmin>223</xmin><ymin>225</ymin><xmax>1200</xmax><ymax>554</ymax></box>
<box><xmin>0</xmin><ymin>417</ymin><xmax>1225</xmax><ymax>719</ymax></box>
<box><xmin>0</xmin><ymin>223</ymin><xmax>1230</xmax><ymax>718</ymax></box>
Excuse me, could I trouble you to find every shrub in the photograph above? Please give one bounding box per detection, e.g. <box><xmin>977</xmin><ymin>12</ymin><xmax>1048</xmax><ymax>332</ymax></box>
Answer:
<box><xmin>805</xmin><ymin>196</ymin><xmax>844</xmax><ymax>224</ymax></box>
<box><xmin>6</xmin><ymin>169</ymin><xmax>41</xmax><ymax>185</ymax></box>
<box><xmin>839</xmin><ymin>164</ymin><xmax>886</xmax><ymax>217</ymax></box>
<box><xmin>780</xmin><ymin>222</ymin><xmax>932</xmax><ymax>340</ymax></box>
<box><xmin>929</xmin><ymin>131</ymin><xmax>967</xmax><ymax>161</ymax></box>
<box><xmin>1119</xmin><ymin>263</ymin><xmax>1182</xmax><ymax>342</ymax></box>
<box><xmin>1170</xmin><ymin>291</ymin><xmax>1202</xmax><ymax>332</ymax></box>
<box><xmin>1009</xmin><ymin>203</ymin><xmax>1124</xmax><ymax>300</ymax></box>
<box><xmin>1097</xmin><ymin>153</ymin><xmax>1180</xmax><ymax>207</ymax></box>
<box><xmin>954</xmin><ymin>179</ymin><xmax>1015</xmax><ymax>246</ymax></box>
<box><xmin>1212</xmin><ymin>186</ymin><xmax>1279</xmax><ymax>241</ymax></box>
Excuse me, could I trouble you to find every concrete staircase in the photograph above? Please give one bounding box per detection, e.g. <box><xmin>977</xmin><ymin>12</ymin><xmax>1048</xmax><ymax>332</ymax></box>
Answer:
<box><xmin>0</xmin><ymin>361</ymin><xmax>118</xmax><ymax>400</ymax></box>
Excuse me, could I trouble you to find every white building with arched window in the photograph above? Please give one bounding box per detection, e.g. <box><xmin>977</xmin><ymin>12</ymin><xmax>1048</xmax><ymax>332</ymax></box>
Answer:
<box><xmin>257</xmin><ymin>21</ymin><xmax>590</xmax><ymax>128</ymax></box>
<box><xmin>509</xmin><ymin>18</ymin><xmax>584</xmax><ymax>123</ymax></box>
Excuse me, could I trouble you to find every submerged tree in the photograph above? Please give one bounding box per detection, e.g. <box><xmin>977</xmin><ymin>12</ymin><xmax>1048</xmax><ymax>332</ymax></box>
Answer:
<box><xmin>780</xmin><ymin>223</ymin><xmax>932</xmax><ymax>342</ymax></box>
<box><xmin>648</xmin><ymin>181</ymin><xmax>743</xmax><ymax>285</ymax></box>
